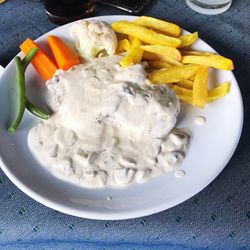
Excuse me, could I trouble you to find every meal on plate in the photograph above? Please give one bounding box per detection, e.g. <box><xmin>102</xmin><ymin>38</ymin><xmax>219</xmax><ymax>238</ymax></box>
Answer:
<box><xmin>7</xmin><ymin>16</ymin><xmax>234</xmax><ymax>188</ymax></box>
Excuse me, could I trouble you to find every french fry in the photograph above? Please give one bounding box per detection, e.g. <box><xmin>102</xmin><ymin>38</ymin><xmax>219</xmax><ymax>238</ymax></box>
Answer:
<box><xmin>112</xmin><ymin>17</ymin><xmax>232</xmax><ymax>108</ymax></box>
<box><xmin>208</xmin><ymin>82</ymin><xmax>230</xmax><ymax>102</ymax></box>
<box><xmin>148</xmin><ymin>65</ymin><xmax>200</xmax><ymax>84</ymax></box>
<box><xmin>177</xmin><ymin>95</ymin><xmax>193</xmax><ymax>105</ymax></box>
<box><xmin>116</xmin><ymin>39</ymin><xmax>130</xmax><ymax>53</ymax></box>
<box><xmin>119</xmin><ymin>38</ymin><xmax>143</xmax><ymax>67</ymax></box>
<box><xmin>128</xmin><ymin>35</ymin><xmax>140</xmax><ymax>43</ymax></box>
<box><xmin>182</xmin><ymin>55</ymin><xmax>234</xmax><ymax>70</ymax></box>
<box><xmin>174</xmin><ymin>82</ymin><xmax>230</xmax><ymax>105</ymax></box>
<box><xmin>133</xmin><ymin>16</ymin><xmax>181</xmax><ymax>37</ymax></box>
<box><xmin>112</xmin><ymin>21</ymin><xmax>181</xmax><ymax>48</ymax></box>
<box><xmin>173</xmin><ymin>85</ymin><xmax>192</xmax><ymax>97</ymax></box>
<box><xmin>181</xmin><ymin>50</ymin><xmax>215</xmax><ymax>56</ymax></box>
<box><xmin>143</xmin><ymin>51</ymin><xmax>162</xmax><ymax>61</ymax></box>
<box><xmin>116</xmin><ymin>33</ymin><xmax>128</xmax><ymax>41</ymax></box>
<box><xmin>172</xmin><ymin>85</ymin><xmax>193</xmax><ymax>104</ymax></box>
<box><xmin>189</xmin><ymin>75</ymin><xmax>195</xmax><ymax>81</ymax></box>
<box><xmin>143</xmin><ymin>51</ymin><xmax>183</xmax><ymax>66</ymax></box>
<box><xmin>192</xmin><ymin>67</ymin><xmax>208</xmax><ymax>108</ymax></box>
<box><xmin>141</xmin><ymin>45</ymin><xmax>182</xmax><ymax>61</ymax></box>
<box><xmin>178</xmin><ymin>32</ymin><xmax>198</xmax><ymax>48</ymax></box>
<box><xmin>176</xmin><ymin>79</ymin><xmax>193</xmax><ymax>89</ymax></box>
<box><xmin>164</xmin><ymin>57</ymin><xmax>183</xmax><ymax>66</ymax></box>
<box><xmin>147</xmin><ymin>60</ymin><xmax>173</xmax><ymax>69</ymax></box>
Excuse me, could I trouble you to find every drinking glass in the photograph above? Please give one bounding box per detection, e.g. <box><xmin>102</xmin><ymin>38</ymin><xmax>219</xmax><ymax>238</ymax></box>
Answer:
<box><xmin>44</xmin><ymin>0</ymin><xmax>94</xmax><ymax>25</ymax></box>
<box><xmin>186</xmin><ymin>0</ymin><xmax>232</xmax><ymax>15</ymax></box>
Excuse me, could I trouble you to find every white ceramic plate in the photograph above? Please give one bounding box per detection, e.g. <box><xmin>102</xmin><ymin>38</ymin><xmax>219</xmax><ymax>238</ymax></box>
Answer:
<box><xmin>0</xmin><ymin>15</ymin><xmax>243</xmax><ymax>220</ymax></box>
<box><xmin>0</xmin><ymin>65</ymin><xmax>4</xmax><ymax>76</ymax></box>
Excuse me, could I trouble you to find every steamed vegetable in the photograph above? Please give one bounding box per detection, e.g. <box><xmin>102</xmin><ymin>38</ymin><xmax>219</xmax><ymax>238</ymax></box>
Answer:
<box><xmin>26</xmin><ymin>99</ymin><xmax>49</xmax><ymax>120</ymax></box>
<box><xmin>70</xmin><ymin>20</ymin><xmax>118</xmax><ymax>60</ymax></box>
<box><xmin>8</xmin><ymin>57</ymin><xmax>26</xmax><ymax>133</ymax></box>
<box><xmin>47</xmin><ymin>35</ymin><xmax>80</xmax><ymax>70</ymax></box>
<box><xmin>22</xmin><ymin>48</ymin><xmax>39</xmax><ymax>71</ymax></box>
<box><xmin>8</xmin><ymin>48</ymin><xmax>50</xmax><ymax>132</ymax></box>
<box><xmin>20</xmin><ymin>38</ymin><xmax>58</xmax><ymax>81</ymax></box>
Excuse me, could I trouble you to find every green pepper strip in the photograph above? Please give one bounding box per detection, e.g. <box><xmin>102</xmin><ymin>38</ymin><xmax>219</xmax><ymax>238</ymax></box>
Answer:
<box><xmin>8</xmin><ymin>57</ymin><xmax>26</xmax><ymax>133</ymax></box>
<box><xmin>26</xmin><ymin>99</ymin><xmax>49</xmax><ymax>120</ymax></box>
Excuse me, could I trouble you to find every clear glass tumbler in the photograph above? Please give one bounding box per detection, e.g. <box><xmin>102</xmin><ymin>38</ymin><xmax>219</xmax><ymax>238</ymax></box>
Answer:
<box><xmin>186</xmin><ymin>0</ymin><xmax>232</xmax><ymax>15</ymax></box>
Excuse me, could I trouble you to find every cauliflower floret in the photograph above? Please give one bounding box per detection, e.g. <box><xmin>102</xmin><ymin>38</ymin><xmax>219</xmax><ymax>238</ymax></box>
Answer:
<box><xmin>70</xmin><ymin>20</ymin><xmax>117</xmax><ymax>60</ymax></box>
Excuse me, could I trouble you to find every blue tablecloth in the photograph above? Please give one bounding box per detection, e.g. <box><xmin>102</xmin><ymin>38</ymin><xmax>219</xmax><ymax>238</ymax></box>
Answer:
<box><xmin>0</xmin><ymin>0</ymin><xmax>249</xmax><ymax>249</ymax></box>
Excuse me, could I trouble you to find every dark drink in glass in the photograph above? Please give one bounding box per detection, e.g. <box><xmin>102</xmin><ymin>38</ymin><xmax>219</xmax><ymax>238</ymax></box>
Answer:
<box><xmin>44</xmin><ymin>0</ymin><xmax>94</xmax><ymax>25</ymax></box>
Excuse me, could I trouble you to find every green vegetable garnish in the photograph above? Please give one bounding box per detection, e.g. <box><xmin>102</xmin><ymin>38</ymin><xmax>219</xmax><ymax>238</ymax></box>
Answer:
<box><xmin>26</xmin><ymin>99</ymin><xmax>49</xmax><ymax>120</ymax></box>
<box><xmin>8</xmin><ymin>48</ymin><xmax>50</xmax><ymax>132</ymax></box>
<box><xmin>8</xmin><ymin>57</ymin><xmax>26</xmax><ymax>133</ymax></box>
<box><xmin>22</xmin><ymin>47</ymin><xmax>38</xmax><ymax>71</ymax></box>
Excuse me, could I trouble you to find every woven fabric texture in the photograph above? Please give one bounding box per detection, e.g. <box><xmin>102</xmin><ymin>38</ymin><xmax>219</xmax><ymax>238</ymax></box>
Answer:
<box><xmin>0</xmin><ymin>0</ymin><xmax>249</xmax><ymax>249</ymax></box>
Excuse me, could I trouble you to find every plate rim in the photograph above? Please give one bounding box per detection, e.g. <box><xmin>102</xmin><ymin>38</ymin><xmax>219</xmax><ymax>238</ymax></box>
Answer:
<box><xmin>0</xmin><ymin>15</ymin><xmax>244</xmax><ymax>220</ymax></box>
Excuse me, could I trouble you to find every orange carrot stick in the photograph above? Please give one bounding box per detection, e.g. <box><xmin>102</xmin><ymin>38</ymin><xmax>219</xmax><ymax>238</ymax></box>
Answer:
<box><xmin>47</xmin><ymin>35</ymin><xmax>80</xmax><ymax>71</ymax></box>
<box><xmin>20</xmin><ymin>38</ymin><xmax>58</xmax><ymax>81</ymax></box>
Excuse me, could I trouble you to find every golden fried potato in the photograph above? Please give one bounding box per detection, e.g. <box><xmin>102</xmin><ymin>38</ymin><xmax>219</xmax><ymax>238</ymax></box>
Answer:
<box><xmin>141</xmin><ymin>45</ymin><xmax>181</xmax><ymax>61</ymax></box>
<box><xmin>148</xmin><ymin>65</ymin><xmax>200</xmax><ymax>84</ymax></box>
<box><xmin>147</xmin><ymin>60</ymin><xmax>173</xmax><ymax>69</ymax></box>
<box><xmin>178</xmin><ymin>32</ymin><xmax>198</xmax><ymax>48</ymax></box>
<box><xmin>173</xmin><ymin>85</ymin><xmax>192</xmax><ymax>96</ymax></box>
<box><xmin>112</xmin><ymin>21</ymin><xmax>181</xmax><ymax>48</ymax></box>
<box><xmin>176</xmin><ymin>79</ymin><xmax>193</xmax><ymax>89</ymax></box>
<box><xmin>172</xmin><ymin>85</ymin><xmax>193</xmax><ymax>104</ymax></box>
<box><xmin>119</xmin><ymin>38</ymin><xmax>143</xmax><ymax>67</ymax></box>
<box><xmin>208</xmin><ymin>82</ymin><xmax>230</xmax><ymax>102</ymax></box>
<box><xmin>133</xmin><ymin>16</ymin><xmax>181</xmax><ymax>37</ymax></box>
<box><xmin>173</xmin><ymin>82</ymin><xmax>230</xmax><ymax>105</ymax></box>
<box><xmin>193</xmin><ymin>67</ymin><xmax>208</xmax><ymax>108</ymax></box>
<box><xmin>182</xmin><ymin>55</ymin><xmax>234</xmax><ymax>70</ymax></box>
<box><xmin>116</xmin><ymin>39</ymin><xmax>130</xmax><ymax>53</ymax></box>
<box><xmin>143</xmin><ymin>51</ymin><xmax>183</xmax><ymax>66</ymax></box>
<box><xmin>116</xmin><ymin>33</ymin><xmax>128</xmax><ymax>41</ymax></box>
<box><xmin>181</xmin><ymin>50</ymin><xmax>214</xmax><ymax>56</ymax></box>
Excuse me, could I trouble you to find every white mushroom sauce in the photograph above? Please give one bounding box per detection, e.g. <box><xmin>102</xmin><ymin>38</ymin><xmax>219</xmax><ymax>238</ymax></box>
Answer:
<box><xmin>28</xmin><ymin>55</ymin><xmax>190</xmax><ymax>188</ymax></box>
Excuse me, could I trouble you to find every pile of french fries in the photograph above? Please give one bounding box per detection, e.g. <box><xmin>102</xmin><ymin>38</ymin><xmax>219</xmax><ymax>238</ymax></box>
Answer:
<box><xmin>112</xmin><ymin>16</ymin><xmax>233</xmax><ymax>108</ymax></box>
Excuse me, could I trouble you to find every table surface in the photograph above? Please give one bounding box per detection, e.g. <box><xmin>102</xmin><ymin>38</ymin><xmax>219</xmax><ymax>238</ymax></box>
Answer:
<box><xmin>0</xmin><ymin>0</ymin><xmax>250</xmax><ymax>249</ymax></box>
